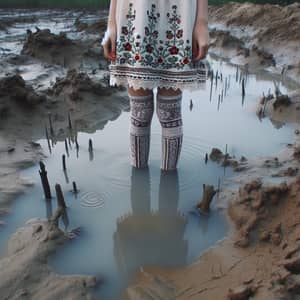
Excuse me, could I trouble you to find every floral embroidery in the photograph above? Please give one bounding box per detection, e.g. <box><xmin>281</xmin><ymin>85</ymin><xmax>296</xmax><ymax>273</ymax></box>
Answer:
<box><xmin>116</xmin><ymin>3</ymin><xmax>193</xmax><ymax>70</ymax></box>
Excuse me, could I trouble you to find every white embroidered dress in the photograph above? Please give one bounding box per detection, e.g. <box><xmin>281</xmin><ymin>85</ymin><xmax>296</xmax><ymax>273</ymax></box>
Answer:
<box><xmin>109</xmin><ymin>0</ymin><xmax>209</xmax><ymax>91</ymax></box>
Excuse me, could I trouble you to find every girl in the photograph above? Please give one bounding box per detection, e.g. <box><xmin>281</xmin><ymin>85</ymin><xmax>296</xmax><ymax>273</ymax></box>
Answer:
<box><xmin>102</xmin><ymin>0</ymin><xmax>209</xmax><ymax>171</ymax></box>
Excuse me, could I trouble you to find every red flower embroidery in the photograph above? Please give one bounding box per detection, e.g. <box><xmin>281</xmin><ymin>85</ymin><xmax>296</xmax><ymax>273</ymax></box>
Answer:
<box><xmin>124</xmin><ymin>42</ymin><xmax>132</xmax><ymax>51</ymax></box>
<box><xmin>183</xmin><ymin>57</ymin><xmax>189</xmax><ymax>64</ymax></box>
<box><xmin>135</xmin><ymin>54</ymin><xmax>140</xmax><ymax>60</ymax></box>
<box><xmin>169</xmin><ymin>46</ymin><xmax>179</xmax><ymax>55</ymax></box>
<box><xmin>157</xmin><ymin>57</ymin><xmax>164</xmax><ymax>64</ymax></box>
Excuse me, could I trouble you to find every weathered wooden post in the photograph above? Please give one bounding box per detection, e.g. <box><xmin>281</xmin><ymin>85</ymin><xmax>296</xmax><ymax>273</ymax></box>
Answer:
<box><xmin>68</xmin><ymin>112</ymin><xmax>72</xmax><ymax>130</ymax></box>
<box><xmin>65</xmin><ymin>139</ymin><xmax>69</xmax><ymax>156</ymax></box>
<box><xmin>72</xmin><ymin>181</ymin><xmax>78</xmax><ymax>194</ymax></box>
<box><xmin>39</xmin><ymin>161</ymin><xmax>52</xmax><ymax>200</ymax></box>
<box><xmin>205</xmin><ymin>153</ymin><xmax>208</xmax><ymax>164</ymax></box>
<box><xmin>45</xmin><ymin>126</ymin><xmax>52</xmax><ymax>154</ymax></box>
<box><xmin>62</xmin><ymin>154</ymin><xmax>66</xmax><ymax>171</ymax></box>
<box><xmin>48</xmin><ymin>113</ymin><xmax>54</xmax><ymax>136</ymax></box>
<box><xmin>55</xmin><ymin>183</ymin><xmax>67</xmax><ymax>209</ymax></box>
<box><xmin>209</xmin><ymin>70</ymin><xmax>214</xmax><ymax>102</ymax></box>
<box><xmin>197</xmin><ymin>184</ymin><xmax>217</xmax><ymax>214</ymax></box>
<box><xmin>88</xmin><ymin>139</ymin><xmax>93</xmax><ymax>152</ymax></box>
<box><xmin>189</xmin><ymin>99</ymin><xmax>193</xmax><ymax>111</ymax></box>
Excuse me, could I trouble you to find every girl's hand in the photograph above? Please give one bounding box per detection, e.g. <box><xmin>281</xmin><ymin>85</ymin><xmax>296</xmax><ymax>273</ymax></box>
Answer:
<box><xmin>101</xmin><ymin>24</ymin><xmax>117</xmax><ymax>62</ymax></box>
<box><xmin>192</xmin><ymin>22</ymin><xmax>209</xmax><ymax>62</ymax></box>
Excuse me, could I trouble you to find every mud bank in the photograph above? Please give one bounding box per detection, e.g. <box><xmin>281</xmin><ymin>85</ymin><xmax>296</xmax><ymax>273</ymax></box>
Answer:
<box><xmin>0</xmin><ymin>215</ymin><xmax>97</xmax><ymax>300</ymax></box>
<box><xmin>208</xmin><ymin>2</ymin><xmax>300</xmax><ymax>87</ymax></box>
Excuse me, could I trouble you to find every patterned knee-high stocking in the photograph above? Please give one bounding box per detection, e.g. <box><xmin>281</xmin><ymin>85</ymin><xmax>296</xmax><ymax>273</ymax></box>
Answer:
<box><xmin>156</xmin><ymin>93</ymin><xmax>183</xmax><ymax>171</ymax></box>
<box><xmin>129</xmin><ymin>93</ymin><xmax>154</xmax><ymax>168</ymax></box>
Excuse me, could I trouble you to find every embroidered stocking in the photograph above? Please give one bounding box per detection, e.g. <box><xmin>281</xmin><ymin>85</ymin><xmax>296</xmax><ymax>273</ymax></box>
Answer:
<box><xmin>156</xmin><ymin>93</ymin><xmax>183</xmax><ymax>171</ymax></box>
<box><xmin>129</xmin><ymin>93</ymin><xmax>154</xmax><ymax>168</ymax></box>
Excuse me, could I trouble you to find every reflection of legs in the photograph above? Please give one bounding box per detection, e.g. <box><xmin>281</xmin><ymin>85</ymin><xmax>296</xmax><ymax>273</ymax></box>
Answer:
<box><xmin>159</xmin><ymin>169</ymin><xmax>179</xmax><ymax>216</ymax></box>
<box><xmin>157</xmin><ymin>88</ymin><xmax>183</xmax><ymax>171</ymax></box>
<box><xmin>128</xmin><ymin>87</ymin><xmax>154</xmax><ymax>168</ymax></box>
<box><xmin>130</xmin><ymin>167</ymin><xmax>151</xmax><ymax>214</ymax></box>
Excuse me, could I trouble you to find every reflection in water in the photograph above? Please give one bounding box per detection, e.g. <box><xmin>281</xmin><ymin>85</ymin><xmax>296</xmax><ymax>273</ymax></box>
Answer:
<box><xmin>114</xmin><ymin>168</ymin><xmax>187</xmax><ymax>279</ymax></box>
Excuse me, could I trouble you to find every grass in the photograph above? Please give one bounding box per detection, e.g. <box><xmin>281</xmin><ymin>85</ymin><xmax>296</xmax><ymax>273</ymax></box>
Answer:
<box><xmin>0</xmin><ymin>0</ymin><xmax>298</xmax><ymax>8</ymax></box>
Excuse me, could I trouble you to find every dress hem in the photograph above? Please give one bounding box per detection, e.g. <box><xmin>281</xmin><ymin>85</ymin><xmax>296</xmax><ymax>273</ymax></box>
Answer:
<box><xmin>109</xmin><ymin>75</ymin><xmax>208</xmax><ymax>92</ymax></box>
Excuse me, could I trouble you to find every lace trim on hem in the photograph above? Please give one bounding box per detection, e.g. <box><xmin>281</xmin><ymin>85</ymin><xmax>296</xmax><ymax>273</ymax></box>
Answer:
<box><xmin>109</xmin><ymin>75</ymin><xmax>207</xmax><ymax>92</ymax></box>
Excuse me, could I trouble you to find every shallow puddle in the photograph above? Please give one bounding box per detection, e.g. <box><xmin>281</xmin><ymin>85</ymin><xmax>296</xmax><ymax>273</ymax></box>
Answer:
<box><xmin>0</xmin><ymin>56</ymin><xmax>297</xmax><ymax>299</ymax></box>
<box><xmin>0</xmin><ymin>9</ymin><xmax>298</xmax><ymax>300</ymax></box>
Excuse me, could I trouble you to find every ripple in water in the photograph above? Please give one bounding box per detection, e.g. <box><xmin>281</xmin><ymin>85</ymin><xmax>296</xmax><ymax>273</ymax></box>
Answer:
<box><xmin>79</xmin><ymin>191</ymin><xmax>106</xmax><ymax>208</ymax></box>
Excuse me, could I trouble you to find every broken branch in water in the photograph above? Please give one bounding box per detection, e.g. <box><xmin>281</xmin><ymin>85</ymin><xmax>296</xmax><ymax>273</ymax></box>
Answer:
<box><xmin>197</xmin><ymin>184</ymin><xmax>217</xmax><ymax>214</ymax></box>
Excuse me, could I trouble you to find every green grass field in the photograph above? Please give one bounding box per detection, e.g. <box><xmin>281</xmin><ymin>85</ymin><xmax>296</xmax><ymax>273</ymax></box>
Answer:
<box><xmin>0</xmin><ymin>0</ymin><xmax>298</xmax><ymax>8</ymax></box>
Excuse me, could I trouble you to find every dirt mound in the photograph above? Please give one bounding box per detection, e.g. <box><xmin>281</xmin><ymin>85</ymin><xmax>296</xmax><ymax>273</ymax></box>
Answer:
<box><xmin>0</xmin><ymin>74</ymin><xmax>45</xmax><ymax>108</ymax></box>
<box><xmin>0</xmin><ymin>217</ymin><xmax>96</xmax><ymax>300</ymax></box>
<box><xmin>256</xmin><ymin>89</ymin><xmax>300</xmax><ymax>125</ymax></box>
<box><xmin>47</xmin><ymin>68</ymin><xmax>118</xmax><ymax>100</ymax></box>
<box><xmin>209</xmin><ymin>2</ymin><xmax>300</xmax><ymax>42</ymax></box>
<box><xmin>21</xmin><ymin>28</ymin><xmax>74</xmax><ymax>60</ymax></box>
<box><xmin>74</xmin><ymin>17</ymin><xmax>107</xmax><ymax>34</ymax></box>
<box><xmin>208</xmin><ymin>2</ymin><xmax>300</xmax><ymax>83</ymax></box>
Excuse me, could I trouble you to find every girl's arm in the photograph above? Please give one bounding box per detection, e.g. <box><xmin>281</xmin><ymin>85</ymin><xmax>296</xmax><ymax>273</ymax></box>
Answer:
<box><xmin>195</xmin><ymin>0</ymin><xmax>208</xmax><ymax>27</ymax></box>
<box><xmin>107</xmin><ymin>0</ymin><xmax>117</xmax><ymax>27</ymax></box>
<box><xmin>192</xmin><ymin>0</ymin><xmax>209</xmax><ymax>61</ymax></box>
<box><xmin>102</xmin><ymin>0</ymin><xmax>117</xmax><ymax>61</ymax></box>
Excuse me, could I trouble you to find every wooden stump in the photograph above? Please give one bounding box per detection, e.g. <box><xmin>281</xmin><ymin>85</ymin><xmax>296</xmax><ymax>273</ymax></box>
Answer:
<box><xmin>55</xmin><ymin>183</ymin><xmax>66</xmax><ymax>209</ymax></box>
<box><xmin>39</xmin><ymin>161</ymin><xmax>52</xmax><ymax>200</ymax></box>
<box><xmin>197</xmin><ymin>184</ymin><xmax>217</xmax><ymax>214</ymax></box>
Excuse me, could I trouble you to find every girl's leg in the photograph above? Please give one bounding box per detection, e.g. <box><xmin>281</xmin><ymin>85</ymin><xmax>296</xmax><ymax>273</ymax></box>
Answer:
<box><xmin>128</xmin><ymin>87</ymin><xmax>154</xmax><ymax>168</ymax></box>
<box><xmin>156</xmin><ymin>87</ymin><xmax>183</xmax><ymax>171</ymax></box>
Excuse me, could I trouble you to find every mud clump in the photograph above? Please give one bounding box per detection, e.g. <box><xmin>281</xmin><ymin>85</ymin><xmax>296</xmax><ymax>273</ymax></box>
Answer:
<box><xmin>228</xmin><ymin>284</ymin><xmax>256</xmax><ymax>300</ymax></box>
<box><xmin>251</xmin><ymin>45</ymin><xmax>275</xmax><ymax>66</ymax></box>
<box><xmin>0</xmin><ymin>74</ymin><xmax>45</xmax><ymax>109</ymax></box>
<box><xmin>209</xmin><ymin>29</ymin><xmax>245</xmax><ymax>50</ymax></box>
<box><xmin>75</xmin><ymin>17</ymin><xmax>107</xmax><ymax>34</ymax></box>
<box><xmin>230</xmin><ymin>178</ymin><xmax>289</xmax><ymax>248</ymax></box>
<box><xmin>209</xmin><ymin>147</ymin><xmax>247</xmax><ymax>171</ymax></box>
<box><xmin>22</xmin><ymin>28</ymin><xmax>73</xmax><ymax>56</ymax></box>
<box><xmin>20</xmin><ymin>28</ymin><xmax>92</xmax><ymax>68</ymax></box>
<box><xmin>47</xmin><ymin>68</ymin><xmax>115</xmax><ymax>100</ymax></box>
<box><xmin>208</xmin><ymin>3</ymin><xmax>300</xmax><ymax>43</ymax></box>
<box><xmin>272</xmin><ymin>94</ymin><xmax>291</xmax><ymax>110</ymax></box>
<box><xmin>272</xmin><ymin>167</ymin><xmax>299</xmax><ymax>178</ymax></box>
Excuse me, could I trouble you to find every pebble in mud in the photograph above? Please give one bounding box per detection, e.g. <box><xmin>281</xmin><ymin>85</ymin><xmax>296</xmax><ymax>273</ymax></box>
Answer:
<box><xmin>227</xmin><ymin>284</ymin><xmax>256</xmax><ymax>300</ymax></box>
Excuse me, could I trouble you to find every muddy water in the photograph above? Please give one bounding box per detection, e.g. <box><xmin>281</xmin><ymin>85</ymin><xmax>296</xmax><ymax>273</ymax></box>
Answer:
<box><xmin>0</xmin><ymin>57</ymin><xmax>297</xmax><ymax>299</ymax></box>
<box><xmin>0</xmin><ymin>8</ymin><xmax>298</xmax><ymax>300</ymax></box>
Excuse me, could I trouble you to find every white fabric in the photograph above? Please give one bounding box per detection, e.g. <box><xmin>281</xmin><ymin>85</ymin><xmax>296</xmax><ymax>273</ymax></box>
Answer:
<box><xmin>109</xmin><ymin>0</ymin><xmax>209</xmax><ymax>91</ymax></box>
